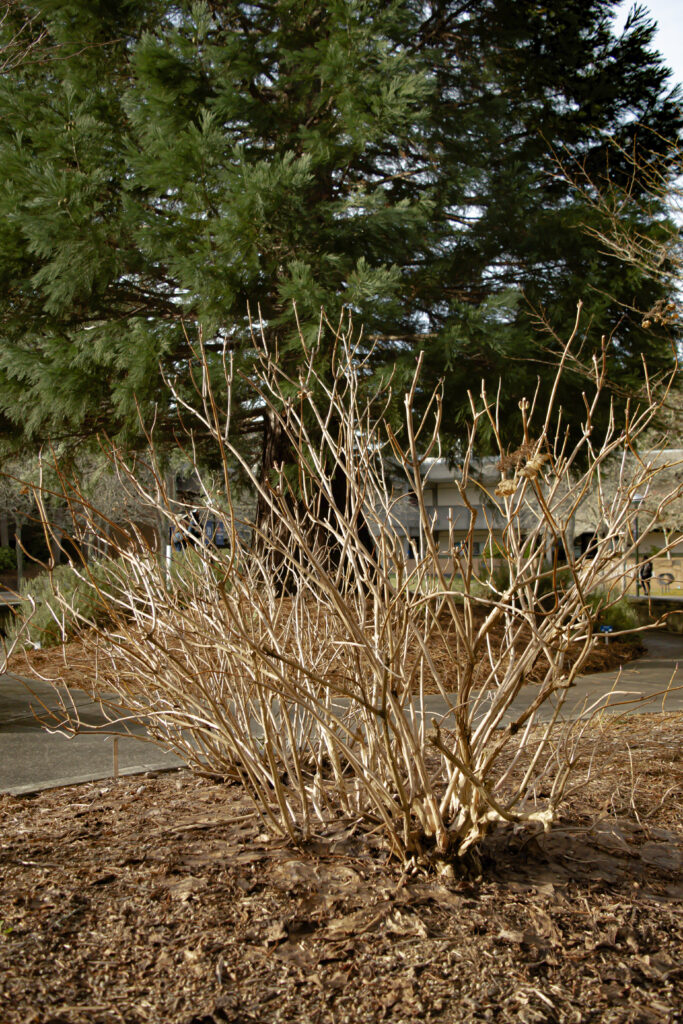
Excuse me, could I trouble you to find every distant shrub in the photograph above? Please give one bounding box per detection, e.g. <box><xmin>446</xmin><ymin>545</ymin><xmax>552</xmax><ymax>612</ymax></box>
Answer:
<box><xmin>0</xmin><ymin>547</ymin><xmax>14</xmax><ymax>573</ymax></box>
<box><xmin>481</xmin><ymin>539</ymin><xmax>505</xmax><ymax>560</ymax></box>
<box><xmin>532</xmin><ymin>574</ymin><xmax>640</xmax><ymax>637</ymax></box>
<box><xmin>6</xmin><ymin>559</ymin><xmax>120</xmax><ymax>648</ymax></box>
<box><xmin>167</xmin><ymin>544</ymin><xmax>233</xmax><ymax>591</ymax></box>
<box><xmin>483</xmin><ymin>558</ymin><xmax>577</xmax><ymax>602</ymax></box>
<box><xmin>588</xmin><ymin>591</ymin><xmax>640</xmax><ymax>635</ymax></box>
<box><xmin>484</xmin><ymin>561</ymin><xmax>512</xmax><ymax>593</ymax></box>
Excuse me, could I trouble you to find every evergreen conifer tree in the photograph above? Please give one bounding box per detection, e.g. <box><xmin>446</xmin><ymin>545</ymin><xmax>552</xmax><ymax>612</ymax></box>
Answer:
<box><xmin>0</xmin><ymin>0</ymin><xmax>680</xmax><ymax>460</ymax></box>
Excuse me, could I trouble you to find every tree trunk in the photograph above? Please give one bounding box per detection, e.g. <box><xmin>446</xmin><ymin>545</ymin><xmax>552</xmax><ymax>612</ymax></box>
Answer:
<box><xmin>14</xmin><ymin>516</ymin><xmax>24</xmax><ymax>590</ymax></box>
<box><xmin>46</xmin><ymin>507</ymin><xmax>64</xmax><ymax>567</ymax></box>
<box><xmin>158</xmin><ymin>466</ymin><xmax>177</xmax><ymax>561</ymax></box>
<box><xmin>254</xmin><ymin>409</ymin><xmax>376</xmax><ymax>594</ymax></box>
<box><xmin>564</xmin><ymin>513</ymin><xmax>576</xmax><ymax>563</ymax></box>
<box><xmin>0</xmin><ymin>514</ymin><xmax>8</xmax><ymax>549</ymax></box>
<box><xmin>254</xmin><ymin>410</ymin><xmax>300</xmax><ymax>592</ymax></box>
<box><xmin>256</xmin><ymin>409</ymin><xmax>292</xmax><ymax>525</ymax></box>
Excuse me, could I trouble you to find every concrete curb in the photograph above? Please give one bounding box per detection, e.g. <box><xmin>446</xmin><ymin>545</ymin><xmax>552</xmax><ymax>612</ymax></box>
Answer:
<box><xmin>4</xmin><ymin>762</ymin><xmax>182</xmax><ymax>797</ymax></box>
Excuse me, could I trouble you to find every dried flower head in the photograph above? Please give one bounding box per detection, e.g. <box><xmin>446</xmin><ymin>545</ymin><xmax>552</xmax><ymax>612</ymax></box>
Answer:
<box><xmin>495</xmin><ymin>478</ymin><xmax>517</xmax><ymax>497</ymax></box>
<box><xmin>520</xmin><ymin>452</ymin><xmax>550</xmax><ymax>479</ymax></box>
<box><xmin>641</xmin><ymin>298</ymin><xmax>679</xmax><ymax>329</ymax></box>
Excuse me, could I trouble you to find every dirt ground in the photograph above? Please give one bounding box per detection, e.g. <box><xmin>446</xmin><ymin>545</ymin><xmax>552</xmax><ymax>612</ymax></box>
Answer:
<box><xmin>1</xmin><ymin>713</ymin><xmax>681</xmax><ymax>1024</ymax></box>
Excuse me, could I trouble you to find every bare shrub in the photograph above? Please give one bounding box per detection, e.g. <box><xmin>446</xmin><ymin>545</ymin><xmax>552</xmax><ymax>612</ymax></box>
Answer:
<box><xmin>14</xmin><ymin>309</ymin><xmax>681</xmax><ymax>869</ymax></box>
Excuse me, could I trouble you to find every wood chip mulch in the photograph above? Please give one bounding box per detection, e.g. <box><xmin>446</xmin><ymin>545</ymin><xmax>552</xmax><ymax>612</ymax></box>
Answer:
<box><xmin>6</xmin><ymin>622</ymin><xmax>644</xmax><ymax>696</ymax></box>
<box><xmin>1</xmin><ymin>713</ymin><xmax>681</xmax><ymax>1024</ymax></box>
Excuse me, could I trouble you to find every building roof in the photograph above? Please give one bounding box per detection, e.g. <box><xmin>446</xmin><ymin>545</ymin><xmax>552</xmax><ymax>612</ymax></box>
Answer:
<box><xmin>422</xmin><ymin>456</ymin><xmax>501</xmax><ymax>486</ymax></box>
<box><xmin>416</xmin><ymin>450</ymin><xmax>683</xmax><ymax>535</ymax></box>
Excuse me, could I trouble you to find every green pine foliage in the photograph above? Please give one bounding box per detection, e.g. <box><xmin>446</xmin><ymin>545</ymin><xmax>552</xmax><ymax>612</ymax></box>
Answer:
<box><xmin>0</xmin><ymin>0</ymin><xmax>680</xmax><ymax>454</ymax></box>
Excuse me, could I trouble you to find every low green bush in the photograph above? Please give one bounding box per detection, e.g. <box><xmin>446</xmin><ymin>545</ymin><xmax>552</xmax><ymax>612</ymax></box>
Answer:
<box><xmin>167</xmin><ymin>545</ymin><xmax>233</xmax><ymax>591</ymax></box>
<box><xmin>587</xmin><ymin>590</ymin><xmax>640</xmax><ymax>635</ymax></box>
<box><xmin>536</xmin><ymin>563</ymin><xmax>574</xmax><ymax>598</ymax></box>
<box><xmin>7</xmin><ymin>547</ymin><xmax>234</xmax><ymax>648</ymax></box>
<box><xmin>0</xmin><ymin>546</ymin><xmax>15</xmax><ymax>573</ymax></box>
<box><xmin>484</xmin><ymin>562</ymin><xmax>512</xmax><ymax>593</ymax></box>
<box><xmin>6</xmin><ymin>559</ymin><xmax>120</xmax><ymax>648</ymax></box>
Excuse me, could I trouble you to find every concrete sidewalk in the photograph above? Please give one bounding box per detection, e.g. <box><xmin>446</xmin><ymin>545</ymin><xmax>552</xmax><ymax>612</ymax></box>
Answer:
<box><xmin>1</xmin><ymin>631</ymin><xmax>681</xmax><ymax>797</ymax></box>
<box><xmin>415</xmin><ymin>628</ymin><xmax>682</xmax><ymax>729</ymax></box>
<box><xmin>0</xmin><ymin>676</ymin><xmax>182</xmax><ymax>796</ymax></box>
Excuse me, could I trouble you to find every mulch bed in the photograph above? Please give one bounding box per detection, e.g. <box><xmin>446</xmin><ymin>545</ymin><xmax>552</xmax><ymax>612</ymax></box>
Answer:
<box><xmin>1</xmin><ymin>713</ymin><xmax>681</xmax><ymax>1024</ymax></box>
<box><xmin>6</xmin><ymin>619</ymin><xmax>644</xmax><ymax>695</ymax></box>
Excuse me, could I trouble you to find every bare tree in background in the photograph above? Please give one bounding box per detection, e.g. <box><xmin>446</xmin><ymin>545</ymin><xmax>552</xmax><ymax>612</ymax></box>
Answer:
<box><xmin>0</xmin><ymin>1</ymin><xmax>47</xmax><ymax>73</ymax></box>
<box><xmin>554</xmin><ymin>128</ymin><xmax>682</xmax><ymax>295</ymax></box>
<box><xmin>554</xmin><ymin>127</ymin><xmax>682</xmax><ymax>449</ymax></box>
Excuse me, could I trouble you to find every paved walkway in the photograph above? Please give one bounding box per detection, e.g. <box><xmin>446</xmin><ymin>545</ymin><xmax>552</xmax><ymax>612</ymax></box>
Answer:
<box><xmin>1</xmin><ymin>631</ymin><xmax>681</xmax><ymax>797</ymax></box>
<box><xmin>0</xmin><ymin>678</ymin><xmax>182</xmax><ymax>795</ymax></box>
<box><xmin>415</xmin><ymin>628</ymin><xmax>682</xmax><ymax>729</ymax></box>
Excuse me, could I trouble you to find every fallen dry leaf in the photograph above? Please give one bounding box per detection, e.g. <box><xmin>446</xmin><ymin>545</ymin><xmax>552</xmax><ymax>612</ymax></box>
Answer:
<box><xmin>0</xmin><ymin>712</ymin><xmax>681</xmax><ymax>1024</ymax></box>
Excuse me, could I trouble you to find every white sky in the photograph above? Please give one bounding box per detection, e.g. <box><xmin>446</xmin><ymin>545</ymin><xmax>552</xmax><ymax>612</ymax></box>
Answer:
<box><xmin>615</xmin><ymin>0</ymin><xmax>683</xmax><ymax>93</ymax></box>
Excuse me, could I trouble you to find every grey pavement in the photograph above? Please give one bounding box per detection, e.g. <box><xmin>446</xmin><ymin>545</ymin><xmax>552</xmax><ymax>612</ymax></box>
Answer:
<box><xmin>0</xmin><ymin>676</ymin><xmax>182</xmax><ymax>796</ymax></box>
<box><xmin>1</xmin><ymin>630</ymin><xmax>681</xmax><ymax>797</ymax></box>
<box><xmin>416</xmin><ymin>628</ymin><xmax>683</xmax><ymax>729</ymax></box>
